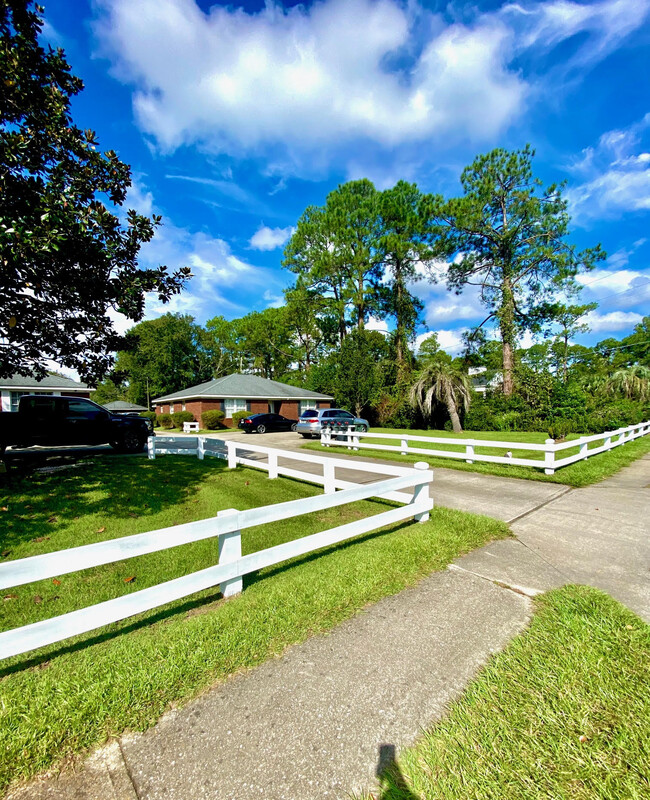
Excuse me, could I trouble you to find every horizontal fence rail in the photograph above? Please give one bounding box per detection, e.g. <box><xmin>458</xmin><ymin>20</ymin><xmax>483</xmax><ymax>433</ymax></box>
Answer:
<box><xmin>0</xmin><ymin>449</ymin><xmax>433</xmax><ymax>661</ymax></box>
<box><xmin>320</xmin><ymin>420</ymin><xmax>650</xmax><ymax>474</ymax></box>
<box><xmin>148</xmin><ymin>435</ymin><xmax>422</xmax><ymax>503</ymax></box>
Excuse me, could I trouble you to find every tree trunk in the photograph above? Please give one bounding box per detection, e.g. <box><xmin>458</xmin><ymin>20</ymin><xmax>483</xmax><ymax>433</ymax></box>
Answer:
<box><xmin>445</xmin><ymin>387</ymin><xmax>463</xmax><ymax>433</ymax></box>
<box><xmin>563</xmin><ymin>333</ymin><xmax>568</xmax><ymax>383</ymax></box>
<box><xmin>499</xmin><ymin>276</ymin><xmax>516</xmax><ymax>396</ymax></box>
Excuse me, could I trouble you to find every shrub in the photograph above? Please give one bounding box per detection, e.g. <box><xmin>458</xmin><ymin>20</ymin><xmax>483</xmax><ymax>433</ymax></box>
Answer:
<box><xmin>171</xmin><ymin>410</ymin><xmax>195</xmax><ymax>428</ymax></box>
<box><xmin>202</xmin><ymin>409</ymin><xmax>225</xmax><ymax>430</ymax></box>
<box><xmin>547</xmin><ymin>418</ymin><xmax>573</xmax><ymax>440</ymax></box>
<box><xmin>231</xmin><ymin>410</ymin><xmax>250</xmax><ymax>425</ymax></box>
<box><xmin>139</xmin><ymin>411</ymin><xmax>156</xmax><ymax>425</ymax></box>
<box><xmin>156</xmin><ymin>413</ymin><xmax>173</xmax><ymax>430</ymax></box>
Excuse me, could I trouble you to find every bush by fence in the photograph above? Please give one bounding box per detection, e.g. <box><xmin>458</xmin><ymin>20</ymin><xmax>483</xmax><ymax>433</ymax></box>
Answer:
<box><xmin>172</xmin><ymin>410</ymin><xmax>195</xmax><ymax>428</ymax></box>
<box><xmin>156</xmin><ymin>413</ymin><xmax>174</xmax><ymax>430</ymax></box>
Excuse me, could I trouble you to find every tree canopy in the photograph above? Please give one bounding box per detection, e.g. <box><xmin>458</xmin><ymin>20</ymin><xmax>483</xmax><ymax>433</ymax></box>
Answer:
<box><xmin>0</xmin><ymin>0</ymin><xmax>189</xmax><ymax>381</ymax></box>
<box><xmin>429</xmin><ymin>146</ymin><xmax>605</xmax><ymax>395</ymax></box>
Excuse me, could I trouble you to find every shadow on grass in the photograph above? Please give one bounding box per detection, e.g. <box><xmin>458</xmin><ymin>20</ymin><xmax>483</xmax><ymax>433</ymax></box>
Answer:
<box><xmin>375</xmin><ymin>744</ymin><xmax>419</xmax><ymax>800</ymax></box>
<box><xmin>0</xmin><ymin>454</ymin><xmax>229</xmax><ymax>551</ymax></box>
<box><xmin>0</xmin><ymin>519</ymin><xmax>410</xmax><ymax>678</ymax></box>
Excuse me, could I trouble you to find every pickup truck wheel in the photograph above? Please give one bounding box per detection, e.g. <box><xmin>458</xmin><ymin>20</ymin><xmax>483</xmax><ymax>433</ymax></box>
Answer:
<box><xmin>113</xmin><ymin>430</ymin><xmax>145</xmax><ymax>454</ymax></box>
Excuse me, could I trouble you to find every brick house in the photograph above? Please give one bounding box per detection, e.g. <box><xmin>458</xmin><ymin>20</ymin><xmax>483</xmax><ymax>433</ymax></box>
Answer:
<box><xmin>0</xmin><ymin>375</ymin><xmax>91</xmax><ymax>413</ymax></box>
<box><xmin>153</xmin><ymin>373</ymin><xmax>333</xmax><ymax>427</ymax></box>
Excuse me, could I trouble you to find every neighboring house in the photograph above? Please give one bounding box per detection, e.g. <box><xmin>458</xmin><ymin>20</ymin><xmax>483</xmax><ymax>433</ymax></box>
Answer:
<box><xmin>469</xmin><ymin>366</ymin><xmax>502</xmax><ymax>394</ymax></box>
<box><xmin>153</xmin><ymin>373</ymin><xmax>333</xmax><ymax>427</ymax></box>
<box><xmin>103</xmin><ymin>401</ymin><xmax>149</xmax><ymax>414</ymax></box>
<box><xmin>0</xmin><ymin>374</ymin><xmax>91</xmax><ymax>413</ymax></box>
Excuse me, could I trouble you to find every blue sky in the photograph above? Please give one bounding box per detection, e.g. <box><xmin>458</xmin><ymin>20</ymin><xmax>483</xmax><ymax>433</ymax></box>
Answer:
<box><xmin>42</xmin><ymin>0</ymin><xmax>650</xmax><ymax>357</ymax></box>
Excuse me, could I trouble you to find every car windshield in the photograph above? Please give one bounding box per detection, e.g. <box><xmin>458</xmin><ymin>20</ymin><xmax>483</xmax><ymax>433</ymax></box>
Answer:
<box><xmin>300</xmin><ymin>409</ymin><xmax>317</xmax><ymax>417</ymax></box>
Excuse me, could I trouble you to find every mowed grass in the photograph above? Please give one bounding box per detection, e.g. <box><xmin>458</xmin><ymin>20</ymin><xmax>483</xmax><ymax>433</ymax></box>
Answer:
<box><xmin>0</xmin><ymin>456</ymin><xmax>508</xmax><ymax>793</ymax></box>
<box><xmin>362</xmin><ymin>586</ymin><xmax>650</xmax><ymax>800</ymax></box>
<box><xmin>303</xmin><ymin>427</ymin><xmax>650</xmax><ymax>487</ymax></box>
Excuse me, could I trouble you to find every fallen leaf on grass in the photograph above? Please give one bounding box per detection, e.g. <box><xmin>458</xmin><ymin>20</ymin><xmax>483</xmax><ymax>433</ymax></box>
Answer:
<box><xmin>123</xmin><ymin>576</ymin><xmax>136</xmax><ymax>584</ymax></box>
<box><xmin>578</xmin><ymin>735</ymin><xmax>588</xmax><ymax>743</ymax></box>
<box><xmin>33</xmin><ymin>595</ymin><xmax>42</xmax><ymax>604</ymax></box>
<box><xmin>3</xmin><ymin>593</ymin><xmax>17</xmax><ymax>601</ymax></box>
<box><xmin>127</xmin><ymin>512</ymin><xmax>138</xmax><ymax>518</ymax></box>
<box><xmin>52</xmin><ymin>579</ymin><xmax>61</xmax><ymax>586</ymax></box>
<box><xmin>32</xmin><ymin>536</ymin><xmax>50</xmax><ymax>543</ymax></box>
<box><xmin>96</xmin><ymin>526</ymin><xmax>106</xmax><ymax>534</ymax></box>
<box><xmin>47</xmin><ymin>516</ymin><xmax>57</xmax><ymax>523</ymax></box>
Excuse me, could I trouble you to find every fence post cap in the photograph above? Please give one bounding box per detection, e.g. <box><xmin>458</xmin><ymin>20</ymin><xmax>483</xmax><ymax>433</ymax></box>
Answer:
<box><xmin>217</xmin><ymin>508</ymin><xmax>239</xmax><ymax>517</ymax></box>
<box><xmin>414</xmin><ymin>461</ymin><xmax>430</xmax><ymax>470</ymax></box>
<box><xmin>545</xmin><ymin>438</ymin><xmax>555</xmax><ymax>445</ymax></box>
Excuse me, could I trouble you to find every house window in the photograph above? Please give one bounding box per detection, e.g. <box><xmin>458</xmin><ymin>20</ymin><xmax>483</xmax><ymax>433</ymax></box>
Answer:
<box><xmin>299</xmin><ymin>401</ymin><xmax>314</xmax><ymax>415</ymax></box>
<box><xmin>224</xmin><ymin>398</ymin><xmax>247</xmax><ymax>417</ymax></box>
<box><xmin>182</xmin><ymin>403</ymin><xmax>186</xmax><ymax>411</ymax></box>
<box><xmin>170</xmin><ymin>404</ymin><xmax>175</xmax><ymax>414</ymax></box>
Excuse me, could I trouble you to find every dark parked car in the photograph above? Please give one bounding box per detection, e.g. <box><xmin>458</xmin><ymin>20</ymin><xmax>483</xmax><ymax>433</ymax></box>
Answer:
<box><xmin>238</xmin><ymin>413</ymin><xmax>298</xmax><ymax>434</ymax></box>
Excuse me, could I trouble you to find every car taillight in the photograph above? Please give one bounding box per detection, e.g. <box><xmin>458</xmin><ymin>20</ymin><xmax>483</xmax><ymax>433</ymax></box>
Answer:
<box><xmin>305</xmin><ymin>418</ymin><xmax>317</xmax><ymax>422</ymax></box>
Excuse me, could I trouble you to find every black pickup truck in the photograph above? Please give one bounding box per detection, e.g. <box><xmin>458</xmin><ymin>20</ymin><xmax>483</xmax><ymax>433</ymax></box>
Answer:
<box><xmin>0</xmin><ymin>395</ymin><xmax>153</xmax><ymax>455</ymax></box>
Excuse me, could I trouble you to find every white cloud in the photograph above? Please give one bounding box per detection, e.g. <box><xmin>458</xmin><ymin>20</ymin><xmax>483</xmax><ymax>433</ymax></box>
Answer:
<box><xmin>415</xmin><ymin>328</ymin><xmax>465</xmax><ymax>354</ymax></box>
<box><xmin>425</xmin><ymin>300</ymin><xmax>482</xmax><ymax>326</ymax></box>
<box><xmin>94</xmin><ymin>0</ymin><xmax>527</xmax><ymax>165</ymax></box>
<box><xmin>585</xmin><ymin>310</ymin><xmax>644</xmax><ymax>332</ymax></box>
<box><xmin>249</xmin><ymin>225</ymin><xmax>294</xmax><ymax>251</ymax></box>
<box><xmin>567</xmin><ymin>114</ymin><xmax>650</xmax><ymax>221</ymax></box>
<box><xmin>366</xmin><ymin>316</ymin><xmax>389</xmax><ymax>334</ymax></box>
<box><xmin>92</xmin><ymin>0</ymin><xmax>649</xmax><ymax>175</ymax></box>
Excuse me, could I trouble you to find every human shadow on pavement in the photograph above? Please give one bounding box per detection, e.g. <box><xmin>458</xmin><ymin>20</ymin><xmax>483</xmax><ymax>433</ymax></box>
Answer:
<box><xmin>375</xmin><ymin>743</ymin><xmax>420</xmax><ymax>800</ymax></box>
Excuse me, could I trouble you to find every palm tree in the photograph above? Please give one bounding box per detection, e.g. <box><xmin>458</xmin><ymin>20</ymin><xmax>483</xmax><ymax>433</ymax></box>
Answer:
<box><xmin>602</xmin><ymin>366</ymin><xmax>650</xmax><ymax>402</ymax></box>
<box><xmin>409</xmin><ymin>359</ymin><xmax>472</xmax><ymax>433</ymax></box>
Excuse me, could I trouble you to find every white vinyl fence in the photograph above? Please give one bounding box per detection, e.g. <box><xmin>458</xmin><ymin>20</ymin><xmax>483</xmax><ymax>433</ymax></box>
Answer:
<box><xmin>0</xmin><ymin>446</ymin><xmax>433</xmax><ymax>660</ymax></box>
<box><xmin>321</xmin><ymin>420</ymin><xmax>650</xmax><ymax>474</ymax></box>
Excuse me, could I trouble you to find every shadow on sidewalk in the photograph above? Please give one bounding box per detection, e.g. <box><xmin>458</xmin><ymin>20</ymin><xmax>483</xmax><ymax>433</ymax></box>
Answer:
<box><xmin>374</xmin><ymin>743</ymin><xmax>420</xmax><ymax>800</ymax></box>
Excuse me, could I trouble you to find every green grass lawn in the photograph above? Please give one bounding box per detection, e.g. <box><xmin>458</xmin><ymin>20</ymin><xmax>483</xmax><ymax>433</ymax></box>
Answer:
<box><xmin>362</xmin><ymin>586</ymin><xmax>650</xmax><ymax>800</ymax></box>
<box><xmin>0</xmin><ymin>456</ymin><xmax>508</xmax><ymax>793</ymax></box>
<box><xmin>303</xmin><ymin>428</ymin><xmax>650</xmax><ymax>487</ymax></box>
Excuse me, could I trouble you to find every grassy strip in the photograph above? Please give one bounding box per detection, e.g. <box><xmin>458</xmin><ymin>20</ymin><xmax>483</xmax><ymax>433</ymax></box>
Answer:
<box><xmin>0</xmin><ymin>457</ymin><xmax>508</xmax><ymax>793</ymax></box>
<box><xmin>303</xmin><ymin>428</ymin><xmax>650</xmax><ymax>487</ymax></box>
<box><xmin>363</xmin><ymin>586</ymin><xmax>650</xmax><ymax>800</ymax></box>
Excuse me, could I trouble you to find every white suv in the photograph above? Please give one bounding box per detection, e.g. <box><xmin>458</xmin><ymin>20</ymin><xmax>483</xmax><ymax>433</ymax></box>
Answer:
<box><xmin>296</xmin><ymin>408</ymin><xmax>369</xmax><ymax>438</ymax></box>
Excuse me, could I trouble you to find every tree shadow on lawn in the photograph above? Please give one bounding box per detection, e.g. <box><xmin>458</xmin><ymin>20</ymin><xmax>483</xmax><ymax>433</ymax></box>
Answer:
<box><xmin>0</xmin><ymin>455</ymin><xmax>229</xmax><ymax>553</ymax></box>
<box><xmin>0</xmin><ymin>519</ymin><xmax>411</xmax><ymax>678</ymax></box>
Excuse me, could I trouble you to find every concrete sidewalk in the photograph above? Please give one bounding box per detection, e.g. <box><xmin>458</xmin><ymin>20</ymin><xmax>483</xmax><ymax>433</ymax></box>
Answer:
<box><xmin>7</xmin><ymin>452</ymin><xmax>649</xmax><ymax>800</ymax></box>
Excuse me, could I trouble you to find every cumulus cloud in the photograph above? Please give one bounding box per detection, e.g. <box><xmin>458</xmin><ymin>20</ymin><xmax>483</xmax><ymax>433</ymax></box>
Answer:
<box><xmin>366</xmin><ymin>317</ymin><xmax>389</xmax><ymax>335</ymax></box>
<box><xmin>249</xmin><ymin>225</ymin><xmax>294</xmax><ymax>251</ymax></box>
<box><xmin>92</xmin><ymin>0</ymin><xmax>649</xmax><ymax>174</ymax></box>
<box><xmin>415</xmin><ymin>329</ymin><xmax>465</xmax><ymax>355</ymax></box>
<box><xmin>585</xmin><ymin>310</ymin><xmax>644</xmax><ymax>332</ymax></box>
<box><xmin>123</xmin><ymin>180</ymin><xmax>284</xmax><ymax>322</ymax></box>
<box><xmin>94</xmin><ymin>0</ymin><xmax>528</xmax><ymax>161</ymax></box>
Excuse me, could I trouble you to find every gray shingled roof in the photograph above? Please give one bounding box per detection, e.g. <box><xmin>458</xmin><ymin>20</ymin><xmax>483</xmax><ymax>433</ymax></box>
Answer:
<box><xmin>1</xmin><ymin>374</ymin><xmax>89</xmax><ymax>390</ymax></box>
<box><xmin>153</xmin><ymin>373</ymin><xmax>333</xmax><ymax>403</ymax></box>
<box><xmin>103</xmin><ymin>400</ymin><xmax>149</xmax><ymax>412</ymax></box>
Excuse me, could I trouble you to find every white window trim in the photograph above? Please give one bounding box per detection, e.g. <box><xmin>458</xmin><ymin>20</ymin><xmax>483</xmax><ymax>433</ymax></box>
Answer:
<box><xmin>225</xmin><ymin>398</ymin><xmax>247</xmax><ymax>417</ymax></box>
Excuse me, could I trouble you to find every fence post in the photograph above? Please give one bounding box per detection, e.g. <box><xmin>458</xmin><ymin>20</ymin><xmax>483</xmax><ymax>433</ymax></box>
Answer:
<box><xmin>401</xmin><ymin>438</ymin><xmax>408</xmax><ymax>456</ymax></box>
<box><xmin>323</xmin><ymin>460</ymin><xmax>336</xmax><ymax>494</ymax></box>
<box><xmin>579</xmin><ymin>439</ymin><xmax>588</xmax><ymax>461</ymax></box>
<box><xmin>147</xmin><ymin>436</ymin><xmax>155</xmax><ymax>460</ymax></box>
<box><xmin>322</xmin><ymin>427</ymin><xmax>330</xmax><ymax>447</ymax></box>
<box><xmin>268</xmin><ymin>451</ymin><xmax>278</xmax><ymax>479</ymax></box>
<box><xmin>465</xmin><ymin>443</ymin><xmax>474</xmax><ymax>464</ymax></box>
<box><xmin>604</xmin><ymin>434</ymin><xmax>612</xmax><ymax>451</ymax></box>
<box><xmin>198</xmin><ymin>436</ymin><xmax>205</xmax><ymax>461</ymax></box>
<box><xmin>411</xmin><ymin>461</ymin><xmax>431</xmax><ymax>523</ymax></box>
<box><xmin>217</xmin><ymin>509</ymin><xmax>242</xmax><ymax>598</ymax></box>
<box><xmin>347</xmin><ymin>425</ymin><xmax>354</xmax><ymax>450</ymax></box>
<box><xmin>227</xmin><ymin>441</ymin><xmax>237</xmax><ymax>469</ymax></box>
<box><xmin>352</xmin><ymin>426</ymin><xmax>359</xmax><ymax>451</ymax></box>
<box><xmin>544</xmin><ymin>439</ymin><xmax>555</xmax><ymax>475</ymax></box>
